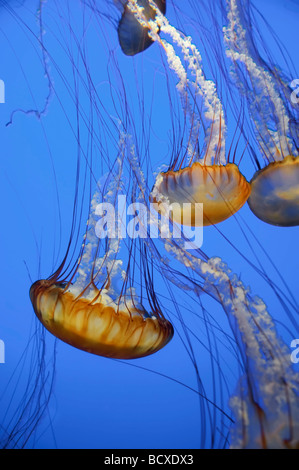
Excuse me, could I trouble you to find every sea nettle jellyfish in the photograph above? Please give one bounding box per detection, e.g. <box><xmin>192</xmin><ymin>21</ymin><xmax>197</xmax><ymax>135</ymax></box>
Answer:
<box><xmin>30</xmin><ymin>149</ymin><xmax>173</xmax><ymax>360</ymax></box>
<box><xmin>116</xmin><ymin>0</ymin><xmax>166</xmax><ymax>55</ymax></box>
<box><xmin>125</xmin><ymin>0</ymin><xmax>251</xmax><ymax>227</ymax></box>
<box><xmin>223</xmin><ymin>0</ymin><xmax>299</xmax><ymax>226</ymax></box>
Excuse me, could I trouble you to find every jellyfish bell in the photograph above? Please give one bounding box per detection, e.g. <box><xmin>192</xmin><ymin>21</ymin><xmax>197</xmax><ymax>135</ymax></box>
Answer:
<box><xmin>151</xmin><ymin>162</ymin><xmax>251</xmax><ymax>227</ymax></box>
<box><xmin>30</xmin><ymin>278</ymin><xmax>173</xmax><ymax>360</ymax></box>
<box><xmin>248</xmin><ymin>155</ymin><xmax>299</xmax><ymax>227</ymax></box>
<box><xmin>116</xmin><ymin>0</ymin><xmax>166</xmax><ymax>56</ymax></box>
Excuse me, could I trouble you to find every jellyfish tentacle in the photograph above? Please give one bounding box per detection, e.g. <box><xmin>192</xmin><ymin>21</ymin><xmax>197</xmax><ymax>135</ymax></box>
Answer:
<box><xmin>223</xmin><ymin>0</ymin><xmax>299</xmax><ymax>226</ymax></box>
<box><xmin>223</xmin><ymin>0</ymin><xmax>295</xmax><ymax>160</ymax></box>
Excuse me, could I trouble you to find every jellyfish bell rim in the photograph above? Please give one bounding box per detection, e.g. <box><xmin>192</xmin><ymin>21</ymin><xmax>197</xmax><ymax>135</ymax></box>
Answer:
<box><xmin>248</xmin><ymin>155</ymin><xmax>299</xmax><ymax>227</ymax></box>
<box><xmin>30</xmin><ymin>279</ymin><xmax>174</xmax><ymax>360</ymax></box>
<box><xmin>150</xmin><ymin>161</ymin><xmax>251</xmax><ymax>227</ymax></box>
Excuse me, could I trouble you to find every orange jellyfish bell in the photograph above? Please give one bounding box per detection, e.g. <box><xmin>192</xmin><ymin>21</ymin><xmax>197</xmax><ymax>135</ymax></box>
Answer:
<box><xmin>248</xmin><ymin>155</ymin><xmax>299</xmax><ymax>227</ymax></box>
<box><xmin>151</xmin><ymin>162</ymin><xmax>251</xmax><ymax>226</ymax></box>
<box><xmin>30</xmin><ymin>279</ymin><xmax>173</xmax><ymax>359</ymax></box>
<box><xmin>117</xmin><ymin>0</ymin><xmax>166</xmax><ymax>56</ymax></box>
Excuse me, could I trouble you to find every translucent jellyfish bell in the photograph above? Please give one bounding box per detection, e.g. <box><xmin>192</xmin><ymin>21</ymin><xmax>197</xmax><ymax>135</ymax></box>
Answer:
<box><xmin>152</xmin><ymin>162</ymin><xmax>251</xmax><ymax>226</ymax></box>
<box><xmin>117</xmin><ymin>0</ymin><xmax>166</xmax><ymax>55</ymax></box>
<box><xmin>30</xmin><ymin>279</ymin><xmax>173</xmax><ymax>359</ymax></box>
<box><xmin>248</xmin><ymin>155</ymin><xmax>299</xmax><ymax>227</ymax></box>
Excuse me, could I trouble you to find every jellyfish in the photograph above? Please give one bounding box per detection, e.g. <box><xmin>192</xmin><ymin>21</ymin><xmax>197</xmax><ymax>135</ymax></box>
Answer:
<box><xmin>1</xmin><ymin>0</ymin><xmax>299</xmax><ymax>450</ymax></box>
<box><xmin>223</xmin><ymin>0</ymin><xmax>299</xmax><ymax>226</ymax></box>
<box><xmin>125</xmin><ymin>0</ymin><xmax>251</xmax><ymax>227</ymax></box>
<box><xmin>30</xmin><ymin>151</ymin><xmax>174</xmax><ymax>360</ymax></box>
<box><xmin>115</xmin><ymin>0</ymin><xmax>166</xmax><ymax>55</ymax></box>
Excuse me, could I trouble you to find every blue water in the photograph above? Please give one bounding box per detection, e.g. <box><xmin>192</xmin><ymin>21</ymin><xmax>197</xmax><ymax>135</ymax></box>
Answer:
<box><xmin>0</xmin><ymin>0</ymin><xmax>298</xmax><ymax>449</ymax></box>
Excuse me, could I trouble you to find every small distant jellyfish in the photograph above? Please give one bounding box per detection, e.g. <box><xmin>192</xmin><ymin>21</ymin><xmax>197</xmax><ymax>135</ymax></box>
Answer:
<box><xmin>30</xmin><ymin>155</ymin><xmax>173</xmax><ymax>360</ymax></box>
<box><xmin>128</xmin><ymin>0</ymin><xmax>251</xmax><ymax>227</ymax></box>
<box><xmin>116</xmin><ymin>0</ymin><xmax>166</xmax><ymax>55</ymax></box>
<box><xmin>223</xmin><ymin>0</ymin><xmax>299</xmax><ymax>227</ymax></box>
